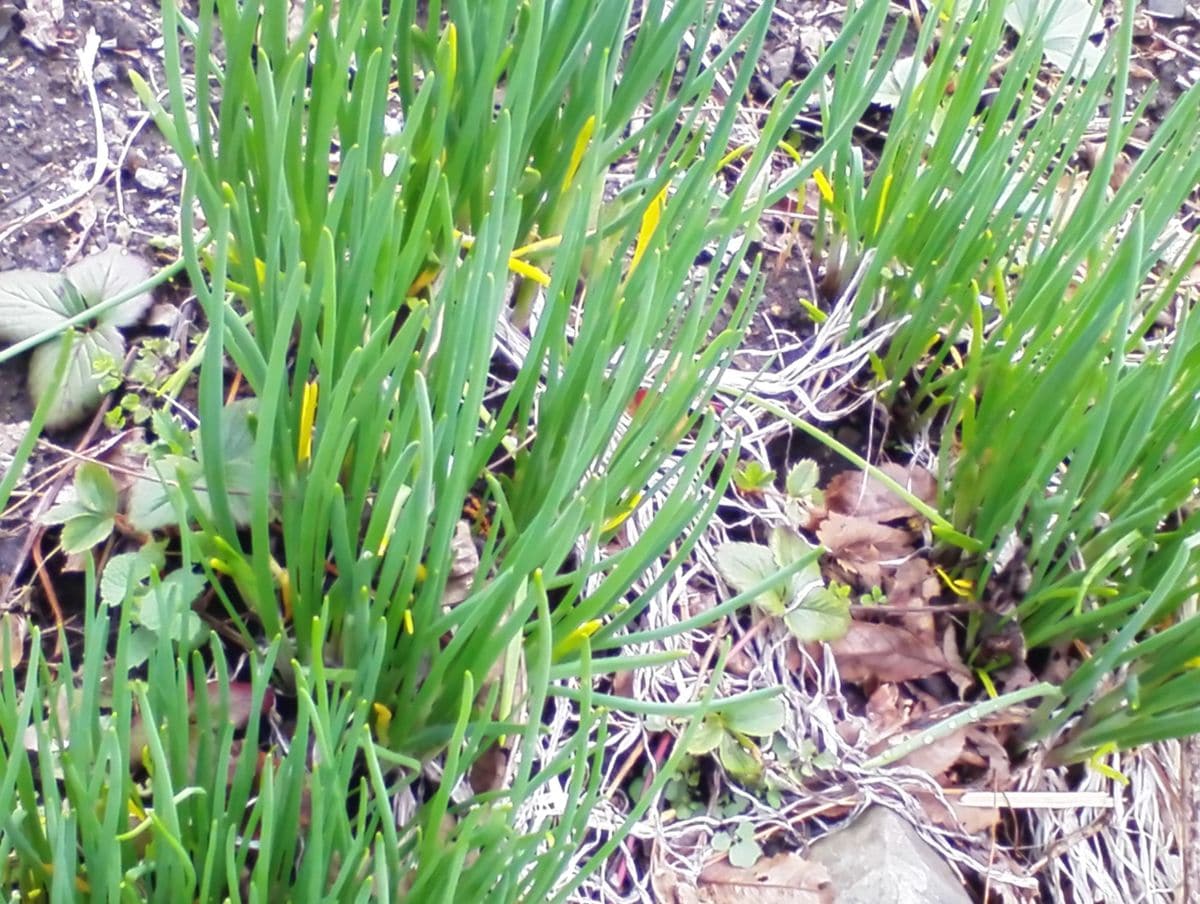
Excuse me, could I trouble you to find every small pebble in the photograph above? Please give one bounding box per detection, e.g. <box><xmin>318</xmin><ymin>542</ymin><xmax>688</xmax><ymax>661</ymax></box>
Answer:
<box><xmin>134</xmin><ymin>168</ymin><xmax>170</xmax><ymax>192</ymax></box>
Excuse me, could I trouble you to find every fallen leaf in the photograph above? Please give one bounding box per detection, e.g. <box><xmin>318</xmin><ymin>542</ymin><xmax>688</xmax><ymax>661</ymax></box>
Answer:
<box><xmin>863</xmin><ymin>683</ymin><xmax>912</xmax><ymax>740</ymax></box>
<box><xmin>890</xmin><ymin>727</ymin><xmax>968</xmax><ymax>778</ymax></box>
<box><xmin>469</xmin><ymin>743</ymin><xmax>508</xmax><ymax>794</ymax></box>
<box><xmin>17</xmin><ymin>0</ymin><xmax>63</xmax><ymax>51</ymax></box>
<box><xmin>913</xmin><ymin>788</ymin><xmax>1001</xmax><ymax>835</ymax></box>
<box><xmin>941</xmin><ymin>625</ymin><xmax>974</xmax><ymax>697</ymax></box>
<box><xmin>829</xmin><ymin>621</ymin><xmax>953</xmax><ymax>684</ymax></box>
<box><xmin>817</xmin><ymin>513</ymin><xmax>914</xmax><ymax>587</ymax></box>
<box><xmin>963</xmin><ymin>726</ymin><xmax>1012</xmax><ymax>789</ymax></box>
<box><xmin>1</xmin><ymin>611</ymin><xmax>26</xmax><ymax>671</ymax></box>
<box><xmin>885</xmin><ymin>558</ymin><xmax>941</xmax><ymax>644</ymax></box>
<box><xmin>443</xmin><ymin>519</ymin><xmax>480</xmax><ymax>608</ymax></box>
<box><xmin>694</xmin><ymin>853</ymin><xmax>835</xmax><ymax>903</ymax></box>
<box><xmin>823</xmin><ymin>463</ymin><xmax>936</xmax><ymax>522</ymax></box>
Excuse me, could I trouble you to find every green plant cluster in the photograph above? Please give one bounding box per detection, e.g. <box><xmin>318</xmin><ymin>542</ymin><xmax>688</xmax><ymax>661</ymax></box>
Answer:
<box><xmin>803</xmin><ymin>0</ymin><xmax>1200</xmax><ymax>762</ymax></box>
<box><xmin>0</xmin><ymin>0</ymin><xmax>893</xmax><ymax>899</ymax></box>
<box><xmin>4</xmin><ymin>0</ymin><xmax>1198</xmax><ymax>898</ymax></box>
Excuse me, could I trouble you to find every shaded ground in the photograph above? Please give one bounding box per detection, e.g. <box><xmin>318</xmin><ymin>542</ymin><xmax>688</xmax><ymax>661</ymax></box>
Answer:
<box><xmin>0</xmin><ymin>0</ymin><xmax>185</xmax><ymax>600</ymax></box>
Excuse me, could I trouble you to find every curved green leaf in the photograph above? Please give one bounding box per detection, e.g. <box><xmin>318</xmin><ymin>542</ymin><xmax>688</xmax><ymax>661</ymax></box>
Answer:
<box><xmin>784</xmin><ymin>586</ymin><xmax>851</xmax><ymax>643</ymax></box>
<box><xmin>64</xmin><ymin>247</ymin><xmax>155</xmax><ymax>328</ymax></box>
<box><xmin>0</xmin><ymin>269</ymin><xmax>70</xmax><ymax>341</ymax></box>
<box><xmin>27</xmin><ymin>327</ymin><xmax>125</xmax><ymax>429</ymax></box>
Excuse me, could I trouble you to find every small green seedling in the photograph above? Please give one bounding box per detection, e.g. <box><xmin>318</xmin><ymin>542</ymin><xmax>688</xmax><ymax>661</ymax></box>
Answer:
<box><xmin>686</xmin><ymin>695</ymin><xmax>786</xmax><ymax>786</ymax></box>
<box><xmin>784</xmin><ymin>458</ymin><xmax>820</xmax><ymax>503</ymax></box>
<box><xmin>710</xmin><ymin>822</ymin><xmax>765</xmax><ymax>868</ymax></box>
<box><xmin>733</xmin><ymin>460</ymin><xmax>776</xmax><ymax>495</ymax></box>
<box><xmin>97</xmin><ymin>337</ymin><xmax>179</xmax><ymax>430</ymax></box>
<box><xmin>716</xmin><ymin>525</ymin><xmax>850</xmax><ymax>643</ymax></box>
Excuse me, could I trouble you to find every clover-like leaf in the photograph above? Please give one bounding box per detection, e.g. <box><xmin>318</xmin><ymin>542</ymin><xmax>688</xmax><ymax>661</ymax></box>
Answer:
<box><xmin>139</xmin><ymin>569</ymin><xmax>206</xmax><ymax>641</ymax></box>
<box><xmin>715</xmin><ymin>541</ymin><xmax>787</xmax><ymax>615</ymax></box>
<box><xmin>0</xmin><ymin>270</ymin><xmax>71</xmax><ymax>342</ymax></box>
<box><xmin>727</xmin><ymin>822</ymin><xmax>764</xmax><ymax>868</ymax></box>
<box><xmin>784</xmin><ymin>585</ymin><xmax>852</xmax><ymax>643</ymax></box>
<box><xmin>768</xmin><ymin>526</ymin><xmax>818</xmax><ymax>571</ymax></box>
<box><xmin>1005</xmin><ymin>0</ymin><xmax>1104</xmax><ymax>77</ymax></box>
<box><xmin>27</xmin><ymin>326</ymin><xmax>126</xmax><ymax>429</ymax></box>
<box><xmin>60</xmin><ymin>513</ymin><xmax>115</xmax><ymax>554</ymax></box>
<box><xmin>63</xmin><ymin>246</ymin><xmax>154</xmax><ymax>328</ymax></box>
<box><xmin>127</xmin><ymin>455</ymin><xmax>199</xmax><ymax>532</ymax></box>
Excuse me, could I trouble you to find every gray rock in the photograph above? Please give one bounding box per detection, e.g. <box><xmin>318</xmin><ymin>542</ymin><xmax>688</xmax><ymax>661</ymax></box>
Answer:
<box><xmin>134</xmin><ymin>168</ymin><xmax>171</xmax><ymax>192</ymax></box>
<box><xmin>1146</xmin><ymin>0</ymin><xmax>1187</xmax><ymax>18</ymax></box>
<box><xmin>806</xmin><ymin>807</ymin><xmax>971</xmax><ymax>904</ymax></box>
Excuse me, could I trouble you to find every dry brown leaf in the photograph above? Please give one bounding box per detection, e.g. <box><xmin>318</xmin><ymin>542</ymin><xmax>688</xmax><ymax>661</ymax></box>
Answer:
<box><xmin>824</xmin><ymin>463</ymin><xmax>936</xmax><ymax>522</ymax></box>
<box><xmin>1</xmin><ymin>611</ymin><xmax>27</xmax><ymax>671</ymax></box>
<box><xmin>913</xmin><ymin>788</ymin><xmax>1001</xmax><ymax>835</ymax></box>
<box><xmin>443</xmin><ymin>519</ymin><xmax>480</xmax><ymax>608</ymax></box>
<box><xmin>816</xmin><ymin>514</ymin><xmax>913</xmax><ymax>587</ymax></box>
<box><xmin>19</xmin><ymin>0</ymin><xmax>64</xmax><ymax>51</ymax></box>
<box><xmin>885</xmin><ymin>558</ymin><xmax>941</xmax><ymax>643</ymax></box>
<box><xmin>864</xmin><ymin>683</ymin><xmax>912</xmax><ymax>739</ymax></box>
<box><xmin>892</xmin><ymin>727</ymin><xmax>968</xmax><ymax>778</ymax></box>
<box><xmin>964</xmin><ymin>726</ymin><xmax>1012</xmax><ymax>789</ymax></box>
<box><xmin>941</xmin><ymin>625</ymin><xmax>974</xmax><ymax>697</ymax></box>
<box><xmin>829</xmin><ymin>621</ymin><xmax>953</xmax><ymax>684</ymax></box>
<box><xmin>693</xmin><ymin>853</ymin><xmax>835</xmax><ymax>904</ymax></box>
<box><xmin>468</xmin><ymin>743</ymin><xmax>508</xmax><ymax>794</ymax></box>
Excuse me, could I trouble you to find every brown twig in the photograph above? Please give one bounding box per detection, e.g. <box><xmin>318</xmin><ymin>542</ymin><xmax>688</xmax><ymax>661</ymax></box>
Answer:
<box><xmin>30</xmin><ymin>538</ymin><xmax>66</xmax><ymax>657</ymax></box>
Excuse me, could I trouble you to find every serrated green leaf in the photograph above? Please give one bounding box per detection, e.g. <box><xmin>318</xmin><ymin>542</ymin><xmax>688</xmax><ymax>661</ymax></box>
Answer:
<box><xmin>74</xmin><ymin>462</ymin><xmax>118</xmax><ymax>517</ymax></box>
<box><xmin>722</xmin><ymin>695</ymin><xmax>785</xmax><ymax>737</ymax></box>
<box><xmin>873</xmin><ymin>55</ymin><xmax>928</xmax><ymax>109</ymax></box>
<box><xmin>784</xmin><ymin>585</ymin><xmax>852</xmax><ymax>643</ymax></box>
<box><xmin>59</xmin><ymin>512</ymin><xmax>114</xmax><ymax>554</ymax></box>
<box><xmin>64</xmin><ymin>247</ymin><xmax>155</xmax><ymax>329</ymax></box>
<box><xmin>785</xmin><ymin>459</ymin><xmax>819</xmax><ymax>498</ymax></box>
<box><xmin>39</xmin><ymin>499</ymin><xmax>90</xmax><ymax>526</ymax></box>
<box><xmin>1004</xmin><ymin>0</ymin><xmax>1104</xmax><ymax>76</ymax></box>
<box><xmin>768</xmin><ymin>526</ymin><xmax>818</xmax><ymax>570</ymax></box>
<box><xmin>100</xmin><ymin>544</ymin><xmax>166</xmax><ymax>608</ymax></box>
<box><xmin>126</xmin><ymin>455</ymin><xmax>198</xmax><ymax>532</ymax></box>
<box><xmin>715</xmin><ymin>542</ymin><xmax>786</xmax><ymax>615</ymax></box>
<box><xmin>733</xmin><ymin>460</ymin><xmax>775</xmax><ymax>492</ymax></box>
<box><xmin>27</xmin><ymin>327</ymin><xmax>126</xmax><ymax>430</ymax></box>
<box><xmin>0</xmin><ymin>269</ymin><xmax>70</xmax><ymax>342</ymax></box>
